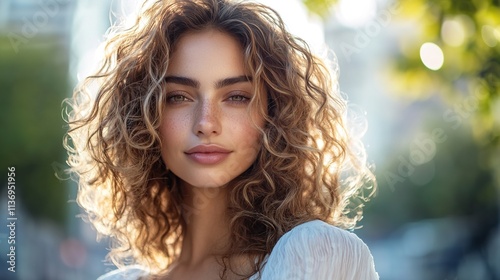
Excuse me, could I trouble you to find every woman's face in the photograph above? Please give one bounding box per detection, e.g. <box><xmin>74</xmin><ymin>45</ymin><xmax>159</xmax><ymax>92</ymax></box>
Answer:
<box><xmin>160</xmin><ymin>29</ymin><xmax>265</xmax><ymax>189</ymax></box>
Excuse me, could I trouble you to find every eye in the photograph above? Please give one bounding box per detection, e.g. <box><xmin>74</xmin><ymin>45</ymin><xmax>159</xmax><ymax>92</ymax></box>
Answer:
<box><xmin>166</xmin><ymin>93</ymin><xmax>191</xmax><ymax>104</ymax></box>
<box><xmin>226</xmin><ymin>93</ymin><xmax>250</xmax><ymax>103</ymax></box>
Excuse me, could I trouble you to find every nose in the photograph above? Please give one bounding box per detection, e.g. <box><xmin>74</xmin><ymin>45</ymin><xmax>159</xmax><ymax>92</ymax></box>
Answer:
<box><xmin>193</xmin><ymin>99</ymin><xmax>221</xmax><ymax>136</ymax></box>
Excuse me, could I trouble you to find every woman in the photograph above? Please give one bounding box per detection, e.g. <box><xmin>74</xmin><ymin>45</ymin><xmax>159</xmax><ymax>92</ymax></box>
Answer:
<box><xmin>65</xmin><ymin>0</ymin><xmax>378</xmax><ymax>279</ymax></box>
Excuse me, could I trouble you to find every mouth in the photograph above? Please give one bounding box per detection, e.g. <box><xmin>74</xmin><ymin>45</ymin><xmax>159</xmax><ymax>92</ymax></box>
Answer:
<box><xmin>185</xmin><ymin>145</ymin><xmax>232</xmax><ymax>165</ymax></box>
<box><xmin>185</xmin><ymin>145</ymin><xmax>231</xmax><ymax>154</ymax></box>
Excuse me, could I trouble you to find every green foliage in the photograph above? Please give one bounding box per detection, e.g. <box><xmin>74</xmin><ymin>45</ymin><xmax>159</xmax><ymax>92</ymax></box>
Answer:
<box><xmin>0</xmin><ymin>35</ymin><xmax>69</xmax><ymax>226</ymax></box>
<box><xmin>389</xmin><ymin>0</ymin><xmax>500</xmax><ymax>144</ymax></box>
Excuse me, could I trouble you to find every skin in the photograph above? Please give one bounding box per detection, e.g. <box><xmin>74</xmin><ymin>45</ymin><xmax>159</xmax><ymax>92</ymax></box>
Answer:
<box><xmin>159</xmin><ymin>29</ymin><xmax>266</xmax><ymax>279</ymax></box>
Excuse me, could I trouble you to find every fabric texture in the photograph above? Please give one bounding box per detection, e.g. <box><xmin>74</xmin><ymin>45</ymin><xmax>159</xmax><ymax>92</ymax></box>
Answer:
<box><xmin>97</xmin><ymin>265</ymin><xmax>148</xmax><ymax>280</ymax></box>
<box><xmin>97</xmin><ymin>220</ymin><xmax>379</xmax><ymax>280</ymax></box>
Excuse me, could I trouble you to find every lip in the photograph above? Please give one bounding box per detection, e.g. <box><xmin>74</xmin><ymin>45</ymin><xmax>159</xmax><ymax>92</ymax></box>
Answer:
<box><xmin>185</xmin><ymin>145</ymin><xmax>232</xmax><ymax>165</ymax></box>
<box><xmin>185</xmin><ymin>145</ymin><xmax>231</xmax><ymax>154</ymax></box>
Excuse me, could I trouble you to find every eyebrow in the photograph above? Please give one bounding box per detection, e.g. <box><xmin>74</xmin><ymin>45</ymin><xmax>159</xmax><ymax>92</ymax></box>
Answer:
<box><xmin>165</xmin><ymin>75</ymin><xmax>252</xmax><ymax>89</ymax></box>
<box><xmin>215</xmin><ymin>75</ymin><xmax>252</xmax><ymax>88</ymax></box>
<box><xmin>164</xmin><ymin>76</ymin><xmax>200</xmax><ymax>88</ymax></box>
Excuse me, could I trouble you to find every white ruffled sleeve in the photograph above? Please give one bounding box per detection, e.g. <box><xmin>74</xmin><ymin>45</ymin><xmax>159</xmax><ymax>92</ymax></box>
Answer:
<box><xmin>96</xmin><ymin>265</ymin><xmax>149</xmax><ymax>280</ymax></box>
<box><xmin>257</xmin><ymin>220</ymin><xmax>379</xmax><ymax>280</ymax></box>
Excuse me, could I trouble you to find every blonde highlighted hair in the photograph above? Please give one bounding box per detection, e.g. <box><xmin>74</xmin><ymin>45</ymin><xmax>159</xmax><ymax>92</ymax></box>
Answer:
<box><xmin>64</xmin><ymin>0</ymin><xmax>375</xmax><ymax>278</ymax></box>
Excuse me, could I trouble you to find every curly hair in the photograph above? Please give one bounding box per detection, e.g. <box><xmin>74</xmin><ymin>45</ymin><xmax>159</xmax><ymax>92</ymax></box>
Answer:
<box><xmin>64</xmin><ymin>0</ymin><xmax>376</xmax><ymax>278</ymax></box>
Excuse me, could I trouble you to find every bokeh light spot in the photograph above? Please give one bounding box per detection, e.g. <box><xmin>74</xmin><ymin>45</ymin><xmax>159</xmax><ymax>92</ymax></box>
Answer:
<box><xmin>441</xmin><ymin>15</ymin><xmax>475</xmax><ymax>47</ymax></box>
<box><xmin>441</xmin><ymin>19</ymin><xmax>465</xmax><ymax>46</ymax></box>
<box><xmin>481</xmin><ymin>25</ymin><xmax>499</xmax><ymax>47</ymax></box>
<box><xmin>420</xmin><ymin>42</ymin><xmax>444</xmax><ymax>71</ymax></box>
<box><xmin>60</xmin><ymin>238</ymin><xmax>87</xmax><ymax>268</ymax></box>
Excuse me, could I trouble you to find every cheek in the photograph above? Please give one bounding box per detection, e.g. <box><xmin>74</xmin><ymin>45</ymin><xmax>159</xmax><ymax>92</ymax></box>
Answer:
<box><xmin>233</xmin><ymin>117</ymin><xmax>262</xmax><ymax>155</ymax></box>
<box><xmin>160</xmin><ymin>114</ymin><xmax>189</xmax><ymax>152</ymax></box>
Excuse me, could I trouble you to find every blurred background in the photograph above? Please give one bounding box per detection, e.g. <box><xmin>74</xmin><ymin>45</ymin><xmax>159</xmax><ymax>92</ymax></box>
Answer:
<box><xmin>0</xmin><ymin>0</ymin><xmax>499</xmax><ymax>279</ymax></box>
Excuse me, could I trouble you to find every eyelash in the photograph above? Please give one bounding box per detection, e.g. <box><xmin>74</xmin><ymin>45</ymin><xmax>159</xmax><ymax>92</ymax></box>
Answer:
<box><xmin>226</xmin><ymin>93</ymin><xmax>251</xmax><ymax>103</ymax></box>
<box><xmin>166</xmin><ymin>93</ymin><xmax>190</xmax><ymax>104</ymax></box>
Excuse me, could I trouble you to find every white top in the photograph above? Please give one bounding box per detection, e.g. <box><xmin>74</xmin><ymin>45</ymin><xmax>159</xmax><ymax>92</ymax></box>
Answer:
<box><xmin>97</xmin><ymin>220</ymin><xmax>379</xmax><ymax>280</ymax></box>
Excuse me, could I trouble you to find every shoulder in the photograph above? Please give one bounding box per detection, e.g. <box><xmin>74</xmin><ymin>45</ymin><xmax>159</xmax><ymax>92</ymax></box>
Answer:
<box><xmin>259</xmin><ymin>220</ymin><xmax>379</xmax><ymax>279</ymax></box>
<box><xmin>276</xmin><ymin>220</ymin><xmax>366</xmax><ymax>251</ymax></box>
<box><xmin>272</xmin><ymin>220</ymin><xmax>374</xmax><ymax>262</ymax></box>
<box><xmin>96</xmin><ymin>265</ymin><xmax>149</xmax><ymax>280</ymax></box>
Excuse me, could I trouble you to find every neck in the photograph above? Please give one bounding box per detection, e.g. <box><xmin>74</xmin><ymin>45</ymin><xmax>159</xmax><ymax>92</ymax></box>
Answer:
<box><xmin>179</xmin><ymin>183</ymin><xmax>230</xmax><ymax>266</ymax></box>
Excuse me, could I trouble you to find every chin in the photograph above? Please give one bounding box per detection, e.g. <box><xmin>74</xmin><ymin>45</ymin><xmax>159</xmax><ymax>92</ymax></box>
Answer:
<box><xmin>186</xmin><ymin>171</ymin><xmax>238</xmax><ymax>188</ymax></box>
<box><xmin>189</xmin><ymin>181</ymin><xmax>225</xmax><ymax>188</ymax></box>
<box><xmin>180</xmin><ymin>175</ymin><xmax>233</xmax><ymax>189</ymax></box>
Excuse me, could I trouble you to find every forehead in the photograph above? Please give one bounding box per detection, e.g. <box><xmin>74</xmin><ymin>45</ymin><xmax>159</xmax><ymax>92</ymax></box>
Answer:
<box><xmin>167</xmin><ymin>29</ymin><xmax>247</xmax><ymax>77</ymax></box>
